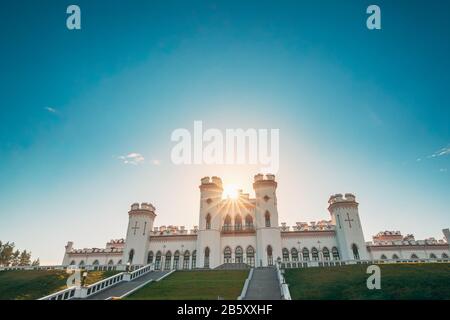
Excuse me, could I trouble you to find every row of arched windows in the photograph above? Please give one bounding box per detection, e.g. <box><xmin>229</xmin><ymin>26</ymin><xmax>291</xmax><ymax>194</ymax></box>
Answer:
<box><xmin>380</xmin><ymin>253</ymin><xmax>449</xmax><ymax>260</ymax></box>
<box><xmin>206</xmin><ymin>212</ymin><xmax>272</xmax><ymax>230</ymax></box>
<box><xmin>147</xmin><ymin>250</ymin><xmax>198</xmax><ymax>270</ymax></box>
<box><xmin>223</xmin><ymin>246</ymin><xmax>255</xmax><ymax>266</ymax></box>
<box><xmin>69</xmin><ymin>259</ymin><xmax>123</xmax><ymax>266</ymax></box>
<box><xmin>281</xmin><ymin>247</ymin><xmax>341</xmax><ymax>262</ymax></box>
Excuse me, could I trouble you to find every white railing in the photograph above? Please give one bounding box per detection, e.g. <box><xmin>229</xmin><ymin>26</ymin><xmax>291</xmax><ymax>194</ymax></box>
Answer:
<box><xmin>38</xmin><ymin>263</ymin><xmax>154</xmax><ymax>300</ymax></box>
<box><xmin>237</xmin><ymin>268</ymin><xmax>254</xmax><ymax>300</ymax></box>
<box><xmin>0</xmin><ymin>264</ymin><xmax>127</xmax><ymax>272</ymax></box>
<box><xmin>275</xmin><ymin>263</ymin><xmax>291</xmax><ymax>300</ymax></box>
<box><xmin>279</xmin><ymin>257</ymin><xmax>450</xmax><ymax>269</ymax></box>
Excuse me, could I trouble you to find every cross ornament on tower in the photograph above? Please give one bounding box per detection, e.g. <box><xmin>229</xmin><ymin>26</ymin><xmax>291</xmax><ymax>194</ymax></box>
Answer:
<box><xmin>132</xmin><ymin>221</ymin><xmax>140</xmax><ymax>235</ymax></box>
<box><xmin>344</xmin><ymin>212</ymin><xmax>354</xmax><ymax>228</ymax></box>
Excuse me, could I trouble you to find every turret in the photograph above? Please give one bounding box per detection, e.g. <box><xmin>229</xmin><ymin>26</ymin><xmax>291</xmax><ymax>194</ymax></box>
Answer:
<box><xmin>253</xmin><ymin>173</ymin><xmax>282</xmax><ymax>267</ymax></box>
<box><xmin>328</xmin><ymin>193</ymin><xmax>368</xmax><ymax>261</ymax></box>
<box><xmin>123</xmin><ymin>202</ymin><xmax>156</xmax><ymax>266</ymax></box>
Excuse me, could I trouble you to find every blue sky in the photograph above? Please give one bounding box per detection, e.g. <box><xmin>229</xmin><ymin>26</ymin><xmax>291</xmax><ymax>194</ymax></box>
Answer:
<box><xmin>0</xmin><ymin>0</ymin><xmax>449</xmax><ymax>264</ymax></box>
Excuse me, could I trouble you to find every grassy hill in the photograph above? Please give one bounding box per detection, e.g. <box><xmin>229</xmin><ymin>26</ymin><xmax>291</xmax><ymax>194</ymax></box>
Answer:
<box><xmin>0</xmin><ymin>269</ymin><xmax>118</xmax><ymax>300</ymax></box>
<box><xmin>126</xmin><ymin>270</ymin><xmax>248</xmax><ymax>300</ymax></box>
<box><xmin>284</xmin><ymin>263</ymin><xmax>450</xmax><ymax>300</ymax></box>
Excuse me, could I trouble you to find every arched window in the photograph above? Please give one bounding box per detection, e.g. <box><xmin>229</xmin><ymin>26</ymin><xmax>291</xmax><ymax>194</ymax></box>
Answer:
<box><xmin>282</xmin><ymin>248</ymin><xmax>290</xmax><ymax>262</ymax></box>
<box><xmin>164</xmin><ymin>251</ymin><xmax>172</xmax><ymax>270</ymax></box>
<box><xmin>442</xmin><ymin>253</ymin><xmax>449</xmax><ymax>259</ymax></box>
<box><xmin>155</xmin><ymin>251</ymin><xmax>162</xmax><ymax>270</ymax></box>
<box><xmin>322</xmin><ymin>247</ymin><xmax>330</xmax><ymax>261</ymax></box>
<box><xmin>392</xmin><ymin>254</ymin><xmax>399</xmax><ymax>260</ymax></box>
<box><xmin>173</xmin><ymin>251</ymin><xmax>180</xmax><ymax>269</ymax></box>
<box><xmin>93</xmin><ymin>260</ymin><xmax>99</xmax><ymax>265</ymax></box>
<box><xmin>206</xmin><ymin>213</ymin><xmax>211</xmax><ymax>230</ymax></box>
<box><xmin>411</xmin><ymin>254</ymin><xmax>418</xmax><ymax>259</ymax></box>
<box><xmin>267</xmin><ymin>245</ymin><xmax>273</xmax><ymax>266</ymax></box>
<box><xmin>352</xmin><ymin>244</ymin><xmax>360</xmax><ymax>260</ymax></box>
<box><xmin>246</xmin><ymin>246</ymin><xmax>255</xmax><ymax>267</ymax></box>
<box><xmin>235</xmin><ymin>246</ymin><xmax>243</xmax><ymax>263</ymax></box>
<box><xmin>380</xmin><ymin>254</ymin><xmax>387</xmax><ymax>260</ymax></box>
<box><xmin>332</xmin><ymin>247</ymin><xmax>340</xmax><ymax>260</ymax></box>
<box><xmin>224</xmin><ymin>246</ymin><xmax>232</xmax><ymax>263</ymax></box>
<box><xmin>311</xmin><ymin>247</ymin><xmax>319</xmax><ymax>261</ymax></box>
<box><xmin>69</xmin><ymin>260</ymin><xmax>76</xmax><ymax>265</ymax></box>
<box><xmin>302</xmin><ymin>248</ymin><xmax>310</xmax><ymax>261</ymax></box>
<box><xmin>108</xmin><ymin>259</ymin><xmax>114</xmax><ymax>265</ymax></box>
<box><xmin>128</xmin><ymin>249</ymin><xmax>135</xmax><ymax>264</ymax></box>
<box><xmin>235</xmin><ymin>215</ymin><xmax>242</xmax><ymax>231</ymax></box>
<box><xmin>429</xmin><ymin>253</ymin><xmax>437</xmax><ymax>259</ymax></box>
<box><xmin>223</xmin><ymin>215</ymin><xmax>232</xmax><ymax>231</ymax></box>
<box><xmin>117</xmin><ymin>260</ymin><xmax>122</xmax><ymax>265</ymax></box>
<box><xmin>192</xmin><ymin>250</ymin><xmax>197</xmax><ymax>269</ymax></box>
<box><xmin>147</xmin><ymin>251</ymin><xmax>154</xmax><ymax>264</ymax></box>
<box><xmin>79</xmin><ymin>260</ymin><xmax>85</xmax><ymax>267</ymax></box>
<box><xmin>265</xmin><ymin>211</ymin><xmax>271</xmax><ymax>227</ymax></box>
<box><xmin>245</xmin><ymin>215</ymin><xmax>254</xmax><ymax>229</ymax></box>
<box><xmin>204</xmin><ymin>247</ymin><xmax>210</xmax><ymax>268</ymax></box>
<box><xmin>183</xmin><ymin>250</ymin><xmax>190</xmax><ymax>269</ymax></box>
<box><xmin>291</xmin><ymin>248</ymin><xmax>299</xmax><ymax>261</ymax></box>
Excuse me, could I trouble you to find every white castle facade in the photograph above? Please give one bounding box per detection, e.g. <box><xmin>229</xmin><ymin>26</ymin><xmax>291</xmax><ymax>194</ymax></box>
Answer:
<box><xmin>62</xmin><ymin>174</ymin><xmax>450</xmax><ymax>270</ymax></box>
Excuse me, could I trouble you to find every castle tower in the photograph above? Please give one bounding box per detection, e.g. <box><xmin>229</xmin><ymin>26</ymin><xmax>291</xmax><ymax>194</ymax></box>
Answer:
<box><xmin>328</xmin><ymin>193</ymin><xmax>369</xmax><ymax>261</ymax></box>
<box><xmin>254</xmin><ymin>173</ymin><xmax>282</xmax><ymax>267</ymax></box>
<box><xmin>195</xmin><ymin>176</ymin><xmax>223</xmax><ymax>268</ymax></box>
<box><xmin>123</xmin><ymin>202</ymin><xmax>156</xmax><ymax>265</ymax></box>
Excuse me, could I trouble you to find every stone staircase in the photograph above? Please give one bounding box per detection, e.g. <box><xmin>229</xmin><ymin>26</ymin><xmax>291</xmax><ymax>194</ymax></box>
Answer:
<box><xmin>243</xmin><ymin>267</ymin><xmax>282</xmax><ymax>300</ymax></box>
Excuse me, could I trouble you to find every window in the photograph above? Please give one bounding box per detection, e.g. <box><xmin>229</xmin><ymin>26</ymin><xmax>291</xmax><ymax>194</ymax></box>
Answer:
<box><xmin>380</xmin><ymin>254</ymin><xmax>387</xmax><ymax>260</ymax></box>
<box><xmin>173</xmin><ymin>251</ymin><xmax>180</xmax><ymax>269</ymax></box>
<box><xmin>265</xmin><ymin>211</ymin><xmax>271</xmax><ymax>227</ymax></box>
<box><xmin>282</xmin><ymin>248</ymin><xmax>290</xmax><ymax>262</ymax></box>
<box><xmin>332</xmin><ymin>247</ymin><xmax>340</xmax><ymax>260</ymax></box>
<box><xmin>224</xmin><ymin>246</ymin><xmax>232</xmax><ymax>263</ymax></box>
<box><xmin>223</xmin><ymin>215</ymin><xmax>232</xmax><ymax>231</ymax></box>
<box><xmin>204</xmin><ymin>247</ymin><xmax>210</xmax><ymax>268</ymax></box>
<box><xmin>235</xmin><ymin>246</ymin><xmax>243</xmax><ymax>263</ymax></box>
<box><xmin>442</xmin><ymin>253</ymin><xmax>449</xmax><ymax>259</ymax></box>
<box><xmin>311</xmin><ymin>247</ymin><xmax>319</xmax><ymax>261</ymax></box>
<box><xmin>147</xmin><ymin>251</ymin><xmax>154</xmax><ymax>264</ymax></box>
<box><xmin>267</xmin><ymin>245</ymin><xmax>273</xmax><ymax>266</ymax></box>
<box><xmin>322</xmin><ymin>247</ymin><xmax>330</xmax><ymax>261</ymax></box>
<box><xmin>411</xmin><ymin>254</ymin><xmax>418</xmax><ymax>259</ymax></box>
<box><xmin>245</xmin><ymin>215</ymin><xmax>254</xmax><ymax>229</ymax></box>
<box><xmin>352</xmin><ymin>244</ymin><xmax>360</xmax><ymax>260</ymax></box>
<box><xmin>392</xmin><ymin>254</ymin><xmax>399</xmax><ymax>260</ymax></box>
<box><xmin>155</xmin><ymin>251</ymin><xmax>162</xmax><ymax>270</ymax></box>
<box><xmin>291</xmin><ymin>248</ymin><xmax>299</xmax><ymax>261</ymax></box>
<box><xmin>79</xmin><ymin>260</ymin><xmax>85</xmax><ymax>266</ymax></box>
<box><xmin>191</xmin><ymin>250</ymin><xmax>197</xmax><ymax>269</ymax></box>
<box><xmin>302</xmin><ymin>248</ymin><xmax>310</xmax><ymax>261</ymax></box>
<box><xmin>206</xmin><ymin>213</ymin><xmax>211</xmax><ymax>230</ymax></box>
<box><xmin>235</xmin><ymin>215</ymin><xmax>242</xmax><ymax>231</ymax></box>
<box><xmin>108</xmin><ymin>260</ymin><xmax>114</xmax><ymax>265</ymax></box>
<box><xmin>128</xmin><ymin>249</ymin><xmax>135</xmax><ymax>264</ymax></box>
<box><xmin>69</xmin><ymin>260</ymin><xmax>75</xmax><ymax>265</ymax></box>
<box><xmin>183</xmin><ymin>251</ymin><xmax>190</xmax><ymax>269</ymax></box>
<box><xmin>117</xmin><ymin>260</ymin><xmax>122</xmax><ymax>265</ymax></box>
<box><xmin>164</xmin><ymin>251</ymin><xmax>172</xmax><ymax>270</ymax></box>
<box><xmin>246</xmin><ymin>246</ymin><xmax>255</xmax><ymax>267</ymax></box>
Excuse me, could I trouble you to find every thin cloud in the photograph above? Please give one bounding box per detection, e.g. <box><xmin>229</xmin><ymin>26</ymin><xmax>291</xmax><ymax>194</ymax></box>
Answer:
<box><xmin>429</xmin><ymin>146</ymin><xmax>450</xmax><ymax>158</ymax></box>
<box><xmin>44</xmin><ymin>107</ymin><xmax>57</xmax><ymax>114</ymax></box>
<box><xmin>118</xmin><ymin>153</ymin><xmax>145</xmax><ymax>165</ymax></box>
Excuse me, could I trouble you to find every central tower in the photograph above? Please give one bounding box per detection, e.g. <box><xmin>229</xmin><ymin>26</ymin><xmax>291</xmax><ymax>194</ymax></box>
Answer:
<box><xmin>254</xmin><ymin>173</ymin><xmax>282</xmax><ymax>267</ymax></box>
<box><xmin>196</xmin><ymin>176</ymin><xmax>223</xmax><ymax>268</ymax></box>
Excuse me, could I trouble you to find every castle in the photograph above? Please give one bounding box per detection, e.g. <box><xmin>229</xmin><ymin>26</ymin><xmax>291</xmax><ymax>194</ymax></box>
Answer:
<box><xmin>62</xmin><ymin>174</ymin><xmax>450</xmax><ymax>269</ymax></box>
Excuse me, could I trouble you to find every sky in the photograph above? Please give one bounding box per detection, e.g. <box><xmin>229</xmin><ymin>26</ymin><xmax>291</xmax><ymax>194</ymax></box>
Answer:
<box><xmin>0</xmin><ymin>0</ymin><xmax>449</xmax><ymax>265</ymax></box>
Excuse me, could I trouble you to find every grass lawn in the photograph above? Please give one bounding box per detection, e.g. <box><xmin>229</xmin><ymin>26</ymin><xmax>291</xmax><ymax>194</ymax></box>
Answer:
<box><xmin>0</xmin><ymin>269</ymin><xmax>119</xmax><ymax>300</ymax></box>
<box><xmin>126</xmin><ymin>270</ymin><xmax>249</xmax><ymax>300</ymax></box>
<box><xmin>284</xmin><ymin>263</ymin><xmax>450</xmax><ymax>300</ymax></box>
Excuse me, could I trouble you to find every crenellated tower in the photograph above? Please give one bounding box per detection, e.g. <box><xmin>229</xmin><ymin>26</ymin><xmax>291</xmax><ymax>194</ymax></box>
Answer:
<box><xmin>123</xmin><ymin>202</ymin><xmax>156</xmax><ymax>265</ymax></box>
<box><xmin>195</xmin><ymin>176</ymin><xmax>223</xmax><ymax>268</ymax></box>
<box><xmin>328</xmin><ymin>193</ymin><xmax>369</xmax><ymax>260</ymax></box>
<box><xmin>254</xmin><ymin>173</ymin><xmax>282</xmax><ymax>267</ymax></box>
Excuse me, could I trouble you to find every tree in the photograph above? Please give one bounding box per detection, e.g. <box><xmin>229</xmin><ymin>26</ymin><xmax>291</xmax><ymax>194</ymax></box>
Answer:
<box><xmin>0</xmin><ymin>241</ymin><xmax>39</xmax><ymax>267</ymax></box>
<box><xmin>19</xmin><ymin>250</ymin><xmax>31</xmax><ymax>266</ymax></box>
<box><xmin>11</xmin><ymin>250</ymin><xmax>20</xmax><ymax>266</ymax></box>
<box><xmin>31</xmin><ymin>258</ymin><xmax>40</xmax><ymax>266</ymax></box>
<box><xmin>0</xmin><ymin>242</ymin><xmax>15</xmax><ymax>266</ymax></box>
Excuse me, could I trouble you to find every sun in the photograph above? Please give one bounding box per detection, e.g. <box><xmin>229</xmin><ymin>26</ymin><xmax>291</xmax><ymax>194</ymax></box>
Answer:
<box><xmin>222</xmin><ymin>184</ymin><xmax>239</xmax><ymax>200</ymax></box>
